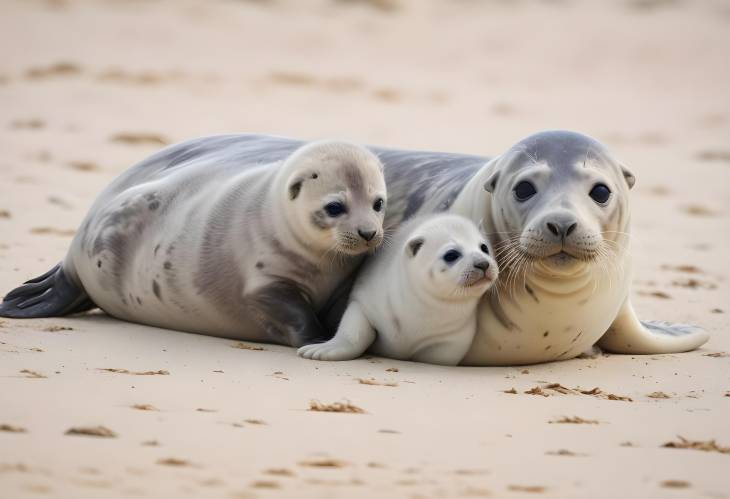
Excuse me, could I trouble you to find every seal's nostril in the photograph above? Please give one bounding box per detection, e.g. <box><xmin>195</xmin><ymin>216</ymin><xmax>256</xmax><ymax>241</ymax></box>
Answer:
<box><xmin>358</xmin><ymin>229</ymin><xmax>376</xmax><ymax>242</ymax></box>
<box><xmin>546</xmin><ymin>222</ymin><xmax>559</xmax><ymax>236</ymax></box>
<box><xmin>566</xmin><ymin>222</ymin><xmax>577</xmax><ymax>236</ymax></box>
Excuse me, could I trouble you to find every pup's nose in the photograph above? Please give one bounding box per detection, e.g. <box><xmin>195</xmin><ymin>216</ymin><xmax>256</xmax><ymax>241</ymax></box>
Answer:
<box><xmin>473</xmin><ymin>259</ymin><xmax>490</xmax><ymax>272</ymax></box>
<box><xmin>546</xmin><ymin>221</ymin><xmax>577</xmax><ymax>238</ymax></box>
<box><xmin>358</xmin><ymin>229</ymin><xmax>377</xmax><ymax>242</ymax></box>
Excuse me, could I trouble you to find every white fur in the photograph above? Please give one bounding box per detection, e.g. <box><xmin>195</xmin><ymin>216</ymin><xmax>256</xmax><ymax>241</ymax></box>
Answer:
<box><xmin>298</xmin><ymin>214</ymin><xmax>498</xmax><ymax>365</ymax></box>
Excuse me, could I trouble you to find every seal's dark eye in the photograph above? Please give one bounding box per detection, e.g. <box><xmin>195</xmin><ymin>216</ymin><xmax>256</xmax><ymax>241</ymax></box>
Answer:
<box><xmin>324</xmin><ymin>202</ymin><xmax>347</xmax><ymax>217</ymax></box>
<box><xmin>480</xmin><ymin>244</ymin><xmax>489</xmax><ymax>254</ymax></box>
<box><xmin>589</xmin><ymin>184</ymin><xmax>611</xmax><ymax>204</ymax></box>
<box><xmin>514</xmin><ymin>181</ymin><xmax>537</xmax><ymax>201</ymax></box>
<box><xmin>443</xmin><ymin>250</ymin><xmax>462</xmax><ymax>263</ymax></box>
<box><xmin>373</xmin><ymin>198</ymin><xmax>384</xmax><ymax>212</ymax></box>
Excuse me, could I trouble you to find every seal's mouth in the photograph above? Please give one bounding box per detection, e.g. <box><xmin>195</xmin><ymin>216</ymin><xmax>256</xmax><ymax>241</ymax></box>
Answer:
<box><xmin>462</xmin><ymin>268</ymin><xmax>498</xmax><ymax>288</ymax></box>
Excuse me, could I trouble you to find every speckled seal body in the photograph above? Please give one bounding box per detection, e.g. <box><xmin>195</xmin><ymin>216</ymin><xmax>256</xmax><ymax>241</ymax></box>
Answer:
<box><xmin>0</xmin><ymin>136</ymin><xmax>387</xmax><ymax>347</ymax></box>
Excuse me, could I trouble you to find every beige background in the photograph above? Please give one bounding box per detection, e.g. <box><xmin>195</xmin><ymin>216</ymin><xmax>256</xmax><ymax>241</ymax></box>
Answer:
<box><xmin>0</xmin><ymin>0</ymin><xmax>728</xmax><ymax>498</ymax></box>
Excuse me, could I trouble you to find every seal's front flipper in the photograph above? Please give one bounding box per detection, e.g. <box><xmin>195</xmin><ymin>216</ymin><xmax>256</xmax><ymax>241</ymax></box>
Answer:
<box><xmin>248</xmin><ymin>281</ymin><xmax>329</xmax><ymax>347</ymax></box>
<box><xmin>597</xmin><ymin>299</ymin><xmax>709</xmax><ymax>354</ymax></box>
<box><xmin>0</xmin><ymin>263</ymin><xmax>95</xmax><ymax>318</ymax></box>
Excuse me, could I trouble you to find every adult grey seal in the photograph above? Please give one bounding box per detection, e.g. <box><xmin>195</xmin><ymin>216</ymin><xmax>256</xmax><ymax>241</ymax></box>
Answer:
<box><xmin>0</xmin><ymin>137</ymin><xmax>387</xmax><ymax>347</ymax></box>
<box><xmin>298</xmin><ymin>214</ymin><xmax>498</xmax><ymax>365</ymax></box>
<box><xmin>0</xmin><ymin>131</ymin><xmax>709</xmax><ymax>364</ymax></box>
<box><xmin>378</xmin><ymin>130</ymin><xmax>709</xmax><ymax>364</ymax></box>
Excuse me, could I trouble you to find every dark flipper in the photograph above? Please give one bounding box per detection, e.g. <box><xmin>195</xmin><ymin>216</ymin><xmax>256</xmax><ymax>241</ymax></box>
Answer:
<box><xmin>247</xmin><ymin>280</ymin><xmax>330</xmax><ymax>347</ymax></box>
<box><xmin>0</xmin><ymin>263</ymin><xmax>96</xmax><ymax>318</ymax></box>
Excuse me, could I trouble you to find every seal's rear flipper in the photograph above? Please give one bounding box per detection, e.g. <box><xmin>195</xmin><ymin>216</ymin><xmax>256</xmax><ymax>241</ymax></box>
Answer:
<box><xmin>597</xmin><ymin>299</ymin><xmax>710</xmax><ymax>354</ymax></box>
<box><xmin>0</xmin><ymin>263</ymin><xmax>95</xmax><ymax>318</ymax></box>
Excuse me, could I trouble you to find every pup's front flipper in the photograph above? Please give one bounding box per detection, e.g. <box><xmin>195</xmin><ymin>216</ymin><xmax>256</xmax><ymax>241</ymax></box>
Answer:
<box><xmin>597</xmin><ymin>298</ymin><xmax>710</xmax><ymax>354</ymax></box>
<box><xmin>298</xmin><ymin>302</ymin><xmax>375</xmax><ymax>361</ymax></box>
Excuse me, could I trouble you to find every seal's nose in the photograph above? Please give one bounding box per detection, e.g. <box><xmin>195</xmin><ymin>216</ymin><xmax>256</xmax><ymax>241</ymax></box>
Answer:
<box><xmin>358</xmin><ymin>229</ymin><xmax>377</xmax><ymax>242</ymax></box>
<box><xmin>473</xmin><ymin>259</ymin><xmax>490</xmax><ymax>272</ymax></box>
<box><xmin>546</xmin><ymin>221</ymin><xmax>577</xmax><ymax>238</ymax></box>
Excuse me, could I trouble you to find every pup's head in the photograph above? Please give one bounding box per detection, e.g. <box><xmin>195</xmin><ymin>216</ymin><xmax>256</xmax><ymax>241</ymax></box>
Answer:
<box><xmin>402</xmin><ymin>214</ymin><xmax>498</xmax><ymax>300</ymax></box>
<box><xmin>284</xmin><ymin>140</ymin><xmax>387</xmax><ymax>256</ymax></box>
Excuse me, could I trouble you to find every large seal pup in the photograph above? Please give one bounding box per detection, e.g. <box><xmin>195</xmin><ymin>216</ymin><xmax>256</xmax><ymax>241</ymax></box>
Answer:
<box><xmin>298</xmin><ymin>214</ymin><xmax>498</xmax><ymax>365</ymax></box>
<box><xmin>0</xmin><ymin>137</ymin><xmax>387</xmax><ymax>347</ymax></box>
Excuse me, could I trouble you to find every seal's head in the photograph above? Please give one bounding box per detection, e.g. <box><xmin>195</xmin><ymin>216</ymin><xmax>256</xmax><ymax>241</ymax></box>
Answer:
<box><xmin>402</xmin><ymin>214</ymin><xmax>498</xmax><ymax>300</ymax></box>
<box><xmin>283</xmin><ymin>140</ymin><xmax>387</xmax><ymax>256</ymax></box>
<box><xmin>484</xmin><ymin>130</ymin><xmax>634</xmax><ymax>274</ymax></box>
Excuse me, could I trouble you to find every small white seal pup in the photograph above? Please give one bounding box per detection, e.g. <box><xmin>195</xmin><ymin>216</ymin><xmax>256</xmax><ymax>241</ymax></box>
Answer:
<box><xmin>298</xmin><ymin>214</ymin><xmax>498</xmax><ymax>365</ymax></box>
<box><xmin>0</xmin><ymin>137</ymin><xmax>387</xmax><ymax>347</ymax></box>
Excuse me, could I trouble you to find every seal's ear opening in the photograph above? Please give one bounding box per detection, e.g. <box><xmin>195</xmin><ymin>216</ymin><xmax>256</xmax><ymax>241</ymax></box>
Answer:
<box><xmin>620</xmin><ymin>164</ymin><xmax>636</xmax><ymax>189</ymax></box>
<box><xmin>406</xmin><ymin>237</ymin><xmax>424</xmax><ymax>258</ymax></box>
<box><xmin>289</xmin><ymin>179</ymin><xmax>303</xmax><ymax>200</ymax></box>
<box><xmin>483</xmin><ymin>171</ymin><xmax>500</xmax><ymax>193</ymax></box>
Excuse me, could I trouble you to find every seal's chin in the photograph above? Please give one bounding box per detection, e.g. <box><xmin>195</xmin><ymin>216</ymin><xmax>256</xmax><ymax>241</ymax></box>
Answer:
<box><xmin>461</xmin><ymin>269</ymin><xmax>497</xmax><ymax>291</ymax></box>
<box><xmin>539</xmin><ymin>251</ymin><xmax>588</xmax><ymax>273</ymax></box>
<box><xmin>335</xmin><ymin>244</ymin><xmax>370</xmax><ymax>256</ymax></box>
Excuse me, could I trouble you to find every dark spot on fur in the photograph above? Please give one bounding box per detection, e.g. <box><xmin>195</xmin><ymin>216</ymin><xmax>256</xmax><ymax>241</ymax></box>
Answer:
<box><xmin>311</xmin><ymin>173</ymin><xmax>318</xmax><ymax>179</ymax></box>
<box><xmin>121</xmin><ymin>297</ymin><xmax>128</xmax><ymax>306</ymax></box>
<box><xmin>343</xmin><ymin>162</ymin><xmax>364</xmax><ymax>193</ymax></box>
<box><xmin>97</xmin><ymin>260</ymin><xmax>102</xmax><ymax>268</ymax></box>
<box><xmin>392</xmin><ymin>314</ymin><xmax>401</xmax><ymax>332</ymax></box>
<box><xmin>289</xmin><ymin>180</ymin><xmax>302</xmax><ymax>200</ymax></box>
<box><xmin>163</xmin><ymin>261</ymin><xmax>172</xmax><ymax>270</ymax></box>
<box><xmin>545</xmin><ymin>345</ymin><xmax>552</xmax><ymax>350</ymax></box>
<box><xmin>136</xmin><ymin>296</ymin><xmax>142</xmax><ymax>305</ymax></box>
<box><xmin>148</xmin><ymin>201</ymin><xmax>159</xmax><ymax>210</ymax></box>
<box><xmin>152</xmin><ymin>280</ymin><xmax>162</xmax><ymax>300</ymax></box>
<box><xmin>543</xmin><ymin>331</ymin><xmax>549</xmax><ymax>337</ymax></box>
<box><xmin>256</xmin><ymin>261</ymin><xmax>264</xmax><ymax>269</ymax></box>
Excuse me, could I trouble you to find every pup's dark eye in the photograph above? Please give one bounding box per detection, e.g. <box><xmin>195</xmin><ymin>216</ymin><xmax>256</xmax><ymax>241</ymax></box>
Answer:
<box><xmin>373</xmin><ymin>198</ymin><xmax>384</xmax><ymax>212</ymax></box>
<box><xmin>324</xmin><ymin>202</ymin><xmax>347</xmax><ymax>217</ymax></box>
<box><xmin>514</xmin><ymin>181</ymin><xmax>537</xmax><ymax>201</ymax></box>
<box><xmin>443</xmin><ymin>250</ymin><xmax>462</xmax><ymax>263</ymax></box>
<box><xmin>480</xmin><ymin>244</ymin><xmax>489</xmax><ymax>254</ymax></box>
<box><xmin>589</xmin><ymin>184</ymin><xmax>611</xmax><ymax>204</ymax></box>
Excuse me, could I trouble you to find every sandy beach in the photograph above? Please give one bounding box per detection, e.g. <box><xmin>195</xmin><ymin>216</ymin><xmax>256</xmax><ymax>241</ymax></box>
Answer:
<box><xmin>1</xmin><ymin>0</ymin><xmax>729</xmax><ymax>497</ymax></box>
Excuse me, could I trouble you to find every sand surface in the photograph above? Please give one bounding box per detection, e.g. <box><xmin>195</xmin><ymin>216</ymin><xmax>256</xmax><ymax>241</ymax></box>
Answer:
<box><xmin>1</xmin><ymin>0</ymin><xmax>729</xmax><ymax>497</ymax></box>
